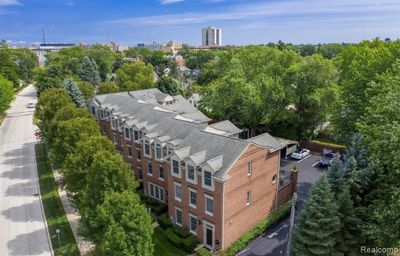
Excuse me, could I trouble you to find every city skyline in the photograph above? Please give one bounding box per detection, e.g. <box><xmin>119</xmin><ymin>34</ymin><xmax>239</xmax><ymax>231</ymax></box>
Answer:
<box><xmin>1</xmin><ymin>0</ymin><xmax>400</xmax><ymax>46</ymax></box>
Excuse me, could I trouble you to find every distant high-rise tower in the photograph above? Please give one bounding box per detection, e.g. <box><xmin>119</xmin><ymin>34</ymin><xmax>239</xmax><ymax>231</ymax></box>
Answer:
<box><xmin>202</xmin><ymin>26</ymin><xmax>222</xmax><ymax>46</ymax></box>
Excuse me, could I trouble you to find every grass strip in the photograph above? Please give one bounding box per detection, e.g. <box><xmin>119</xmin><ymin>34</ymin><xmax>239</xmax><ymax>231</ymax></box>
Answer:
<box><xmin>35</xmin><ymin>144</ymin><xmax>80</xmax><ymax>256</ymax></box>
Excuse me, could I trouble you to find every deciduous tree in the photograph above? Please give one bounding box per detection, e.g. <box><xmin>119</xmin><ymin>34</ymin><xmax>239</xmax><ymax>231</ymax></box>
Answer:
<box><xmin>0</xmin><ymin>77</ymin><xmax>14</xmax><ymax>113</ymax></box>
<box><xmin>116</xmin><ymin>62</ymin><xmax>154</xmax><ymax>91</ymax></box>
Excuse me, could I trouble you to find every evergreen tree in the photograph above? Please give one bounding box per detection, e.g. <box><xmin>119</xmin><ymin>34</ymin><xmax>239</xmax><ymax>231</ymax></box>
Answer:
<box><xmin>62</xmin><ymin>78</ymin><xmax>86</xmax><ymax>107</ymax></box>
<box><xmin>78</xmin><ymin>56</ymin><xmax>101</xmax><ymax>85</ymax></box>
<box><xmin>292</xmin><ymin>175</ymin><xmax>341</xmax><ymax>256</ymax></box>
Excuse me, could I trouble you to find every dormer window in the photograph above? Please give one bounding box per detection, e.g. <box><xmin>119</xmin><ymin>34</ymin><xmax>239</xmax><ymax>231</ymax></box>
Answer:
<box><xmin>186</xmin><ymin>163</ymin><xmax>197</xmax><ymax>184</ymax></box>
<box><xmin>118</xmin><ymin>119</ymin><xmax>123</xmax><ymax>128</ymax></box>
<box><xmin>133</xmin><ymin>130</ymin><xmax>139</xmax><ymax>141</ymax></box>
<box><xmin>155</xmin><ymin>143</ymin><xmax>162</xmax><ymax>160</ymax></box>
<box><xmin>91</xmin><ymin>106</ymin><xmax>96</xmax><ymax>115</ymax></box>
<box><xmin>144</xmin><ymin>140</ymin><xmax>151</xmax><ymax>157</ymax></box>
<box><xmin>202</xmin><ymin>169</ymin><xmax>214</xmax><ymax>191</ymax></box>
<box><xmin>171</xmin><ymin>159</ymin><xmax>181</xmax><ymax>178</ymax></box>
<box><xmin>111</xmin><ymin>118</ymin><xmax>117</xmax><ymax>130</ymax></box>
<box><xmin>100</xmin><ymin>110</ymin><xmax>104</xmax><ymax>119</ymax></box>
<box><xmin>124</xmin><ymin>128</ymin><xmax>130</xmax><ymax>140</ymax></box>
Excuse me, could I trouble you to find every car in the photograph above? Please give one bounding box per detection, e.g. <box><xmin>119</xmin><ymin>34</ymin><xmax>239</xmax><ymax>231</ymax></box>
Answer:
<box><xmin>318</xmin><ymin>152</ymin><xmax>342</xmax><ymax>168</ymax></box>
<box><xmin>291</xmin><ymin>149</ymin><xmax>310</xmax><ymax>160</ymax></box>
<box><xmin>27</xmin><ymin>102</ymin><xmax>36</xmax><ymax>108</ymax></box>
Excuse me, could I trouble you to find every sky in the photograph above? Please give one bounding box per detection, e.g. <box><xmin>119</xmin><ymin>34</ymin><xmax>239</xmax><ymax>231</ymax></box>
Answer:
<box><xmin>1</xmin><ymin>0</ymin><xmax>399</xmax><ymax>46</ymax></box>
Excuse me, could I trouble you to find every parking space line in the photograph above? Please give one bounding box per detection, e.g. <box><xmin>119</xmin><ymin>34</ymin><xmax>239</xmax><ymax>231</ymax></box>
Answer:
<box><xmin>312</xmin><ymin>161</ymin><xmax>319</xmax><ymax>167</ymax></box>
<box><xmin>297</xmin><ymin>154</ymin><xmax>311</xmax><ymax>163</ymax></box>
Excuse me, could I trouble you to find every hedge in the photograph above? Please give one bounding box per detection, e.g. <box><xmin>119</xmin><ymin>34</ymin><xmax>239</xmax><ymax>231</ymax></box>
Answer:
<box><xmin>220</xmin><ymin>201</ymin><xmax>292</xmax><ymax>256</ymax></box>
<box><xmin>165</xmin><ymin>227</ymin><xmax>197</xmax><ymax>252</ymax></box>
<box><xmin>196</xmin><ymin>246</ymin><xmax>212</xmax><ymax>256</ymax></box>
<box><xmin>158</xmin><ymin>213</ymin><xmax>173</xmax><ymax>229</ymax></box>
<box><xmin>172</xmin><ymin>225</ymin><xmax>192</xmax><ymax>239</ymax></box>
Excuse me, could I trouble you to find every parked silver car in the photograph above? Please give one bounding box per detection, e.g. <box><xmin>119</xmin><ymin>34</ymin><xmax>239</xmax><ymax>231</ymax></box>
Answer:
<box><xmin>291</xmin><ymin>149</ymin><xmax>310</xmax><ymax>160</ymax></box>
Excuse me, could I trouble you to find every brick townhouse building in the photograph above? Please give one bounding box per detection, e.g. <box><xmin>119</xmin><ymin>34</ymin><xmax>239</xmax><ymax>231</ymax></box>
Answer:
<box><xmin>87</xmin><ymin>89</ymin><xmax>295</xmax><ymax>251</ymax></box>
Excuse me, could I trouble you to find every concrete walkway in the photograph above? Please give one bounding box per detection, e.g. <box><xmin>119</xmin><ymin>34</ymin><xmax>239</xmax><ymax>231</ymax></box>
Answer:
<box><xmin>0</xmin><ymin>85</ymin><xmax>52</xmax><ymax>256</ymax></box>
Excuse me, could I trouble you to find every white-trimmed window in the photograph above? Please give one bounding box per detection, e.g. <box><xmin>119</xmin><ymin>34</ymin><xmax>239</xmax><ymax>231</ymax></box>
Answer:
<box><xmin>147</xmin><ymin>162</ymin><xmax>153</xmax><ymax>176</ymax></box>
<box><xmin>111</xmin><ymin>118</ymin><xmax>117</xmax><ymax>130</ymax></box>
<box><xmin>248</xmin><ymin>160</ymin><xmax>253</xmax><ymax>176</ymax></box>
<box><xmin>148</xmin><ymin>182</ymin><xmax>164</xmax><ymax>202</ymax></box>
<box><xmin>127</xmin><ymin>146</ymin><xmax>133</xmax><ymax>157</ymax></box>
<box><xmin>203</xmin><ymin>169</ymin><xmax>214</xmax><ymax>191</ymax></box>
<box><xmin>246</xmin><ymin>191</ymin><xmax>252</xmax><ymax>205</ymax></box>
<box><xmin>100</xmin><ymin>110</ymin><xmax>104</xmax><ymax>119</ymax></box>
<box><xmin>118</xmin><ymin>119</ymin><xmax>123</xmax><ymax>129</ymax></box>
<box><xmin>189</xmin><ymin>214</ymin><xmax>197</xmax><ymax>234</ymax></box>
<box><xmin>137</xmin><ymin>167</ymin><xmax>143</xmax><ymax>181</ymax></box>
<box><xmin>133</xmin><ymin>130</ymin><xmax>139</xmax><ymax>141</ymax></box>
<box><xmin>136</xmin><ymin>148</ymin><xmax>142</xmax><ymax>161</ymax></box>
<box><xmin>112</xmin><ymin>134</ymin><xmax>118</xmax><ymax>145</ymax></box>
<box><xmin>174</xmin><ymin>182</ymin><xmax>182</xmax><ymax>201</ymax></box>
<box><xmin>186</xmin><ymin>164</ymin><xmax>197</xmax><ymax>184</ymax></box>
<box><xmin>155</xmin><ymin>143</ymin><xmax>162</xmax><ymax>160</ymax></box>
<box><xmin>175</xmin><ymin>207</ymin><xmax>182</xmax><ymax>226</ymax></box>
<box><xmin>91</xmin><ymin>106</ymin><xmax>96</xmax><ymax>115</ymax></box>
<box><xmin>124</xmin><ymin>128</ymin><xmax>130</xmax><ymax>140</ymax></box>
<box><xmin>205</xmin><ymin>194</ymin><xmax>214</xmax><ymax>216</ymax></box>
<box><xmin>171</xmin><ymin>159</ymin><xmax>181</xmax><ymax>178</ymax></box>
<box><xmin>144</xmin><ymin>140</ymin><xmax>151</xmax><ymax>157</ymax></box>
<box><xmin>188</xmin><ymin>188</ymin><xmax>197</xmax><ymax>208</ymax></box>
<box><xmin>159</xmin><ymin>166</ymin><xmax>164</xmax><ymax>180</ymax></box>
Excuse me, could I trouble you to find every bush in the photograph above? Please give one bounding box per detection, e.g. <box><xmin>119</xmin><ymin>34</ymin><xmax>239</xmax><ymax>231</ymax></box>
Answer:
<box><xmin>196</xmin><ymin>246</ymin><xmax>212</xmax><ymax>256</ymax></box>
<box><xmin>149</xmin><ymin>200</ymin><xmax>168</xmax><ymax>216</ymax></box>
<box><xmin>158</xmin><ymin>213</ymin><xmax>172</xmax><ymax>229</ymax></box>
<box><xmin>172</xmin><ymin>225</ymin><xmax>192</xmax><ymax>239</ymax></box>
<box><xmin>165</xmin><ymin>227</ymin><xmax>197</xmax><ymax>252</ymax></box>
<box><xmin>220</xmin><ymin>201</ymin><xmax>292</xmax><ymax>256</ymax></box>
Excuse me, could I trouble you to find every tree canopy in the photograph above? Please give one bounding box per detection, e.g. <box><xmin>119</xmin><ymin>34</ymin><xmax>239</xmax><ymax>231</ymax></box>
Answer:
<box><xmin>116</xmin><ymin>62</ymin><xmax>154</xmax><ymax>91</ymax></box>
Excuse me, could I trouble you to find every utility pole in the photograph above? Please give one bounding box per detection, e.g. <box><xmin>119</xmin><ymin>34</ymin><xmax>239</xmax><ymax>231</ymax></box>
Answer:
<box><xmin>42</xmin><ymin>27</ymin><xmax>46</xmax><ymax>45</ymax></box>
<box><xmin>286</xmin><ymin>193</ymin><xmax>297</xmax><ymax>256</ymax></box>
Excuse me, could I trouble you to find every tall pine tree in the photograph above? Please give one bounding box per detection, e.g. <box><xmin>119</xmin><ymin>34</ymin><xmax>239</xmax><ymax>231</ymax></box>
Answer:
<box><xmin>62</xmin><ymin>78</ymin><xmax>86</xmax><ymax>107</ymax></box>
<box><xmin>78</xmin><ymin>56</ymin><xmax>101</xmax><ymax>85</ymax></box>
<box><xmin>292</xmin><ymin>175</ymin><xmax>340</xmax><ymax>256</ymax></box>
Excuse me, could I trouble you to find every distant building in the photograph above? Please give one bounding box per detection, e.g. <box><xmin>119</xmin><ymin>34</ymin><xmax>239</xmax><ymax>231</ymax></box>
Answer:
<box><xmin>202</xmin><ymin>26</ymin><xmax>222</xmax><ymax>47</ymax></box>
<box><xmin>30</xmin><ymin>43</ymin><xmax>75</xmax><ymax>67</ymax></box>
<box><xmin>161</xmin><ymin>41</ymin><xmax>183</xmax><ymax>55</ymax></box>
<box><xmin>137</xmin><ymin>42</ymin><xmax>161</xmax><ymax>51</ymax></box>
<box><xmin>107</xmin><ymin>41</ymin><xmax>129</xmax><ymax>52</ymax></box>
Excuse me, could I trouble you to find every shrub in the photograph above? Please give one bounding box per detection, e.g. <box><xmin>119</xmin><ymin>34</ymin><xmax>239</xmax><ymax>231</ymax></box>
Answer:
<box><xmin>196</xmin><ymin>246</ymin><xmax>212</xmax><ymax>256</ymax></box>
<box><xmin>165</xmin><ymin>227</ymin><xmax>197</xmax><ymax>252</ymax></box>
<box><xmin>220</xmin><ymin>201</ymin><xmax>292</xmax><ymax>256</ymax></box>
<box><xmin>172</xmin><ymin>225</ymin><xmax>192</xmax><ymax>238</ymax></box>
<box><xmin>158</xmin><ymin>213</ymin><xmax>172</xmax><ymax>229</ymax></box>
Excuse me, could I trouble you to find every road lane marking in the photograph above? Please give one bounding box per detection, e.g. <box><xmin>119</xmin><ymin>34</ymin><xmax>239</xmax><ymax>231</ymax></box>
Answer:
<box><xmin>297</xmin><ymin>154</ymin><xmax>311</xmax><ymax>163</ymax></box>
<box><xmin>312</xmin><ymin>161</ymin><xmax>320</xmax><ymax>167</ymax></box>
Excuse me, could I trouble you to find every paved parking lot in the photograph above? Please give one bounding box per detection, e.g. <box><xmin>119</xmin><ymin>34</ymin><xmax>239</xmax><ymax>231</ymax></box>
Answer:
<box><xmin>238</xmin><ymin>154</ymin><xmax>324</xmax><ymax>256</ymax></box>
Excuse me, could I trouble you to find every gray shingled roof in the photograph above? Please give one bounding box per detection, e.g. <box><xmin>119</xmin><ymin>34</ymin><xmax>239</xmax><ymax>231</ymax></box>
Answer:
<box><xmin>247</xmin><ymin>133</ymin><xmax>284</xmax><ymax>152</ymax></box>
<box><xmin>209</xmin><ymin>120</ymin><xmax>243</xmax><ymax>135</ymax></box>
<box><xmin>176</xmin><ymin>130</ymin><xmax>250</xmax><ymax>179</ymax></box>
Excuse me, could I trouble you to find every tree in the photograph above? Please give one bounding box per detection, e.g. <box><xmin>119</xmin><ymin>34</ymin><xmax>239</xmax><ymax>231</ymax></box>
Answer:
<box><xmin>93</xmin><ymin>191</ymin><xmax>153</xmax><ymax>256</ymax></box>
<box><xmin>77</xmin><ymin>81</ymin><xmax>94</xmax><ymax>100</ymax></box>
<box><xmin>156</xmin><ymin>75</ymin><xmax>181</xmax><ymax>95</ymax></box>
<box><xmin>11</xmin><ymin>48</ymin><xmax>37</xmax><ymax>82</ymax></box>
<box><xmin>79</xmin><ymin>150</ymin><xmax>137</xmax><ymax>240</ymax></box>
<box><xmin>116</xmin><ymin>62</ymin><xmax>154</xmax><ymax>91</ymax></box>
<box><xmin>284</xmin><ymin>54</ymin><xmax>338</xmax><ymax>140</ymax></box>
<box><xmin>0</xmin><ymin>40</ymin><xmax>19</xmax><ymax>87</ymax></box>
<box><xmin>97</xmin><ymin>82</ymin><xmax>119</xmax><ymax>94</ymax></box>
<box><xmin>292</xmin><ymin>175</ymin><xmax>341</xmax><ymax>256</ymax></box>
<box><xmin>63</xmin><ymin>135</ymin><xmax>116</xmax><ymax>206</ymax></box>
<box><xmin>77</xmin><ymin>56</ymin><xmax>101</xmax><ymax>85</ymax></box>
<box><xmin>45</xmin><ymin>46</ymin><xmax>85</xmax><ymax>76</ymax></box>
<box><xmin>51</xmin><ymin>117</ymin><xmax>100</xmax><ymax>166</ymax></box>
<box><xmin>87</xmin><ymin>44</ymin><xmax>117</xmax><ymax>81</ymax></box>
<box><xmin>36</xmin><ymin>88</ymin><xmax>74</xmax><ymax>138</ymax></box>
<box><xmin>0</xmin><ymin>77</ymin><xmax>14</xmax><ymax>113</ymax></box>
<box><xmin>62</xmin><ymin>78</ymin><xmax>86</xmax><ymax>107</ymax></box>
<box><xmin>34</xmin><ymin>68</ymin><xmax>63</xmax><ymax>95</ymax></box>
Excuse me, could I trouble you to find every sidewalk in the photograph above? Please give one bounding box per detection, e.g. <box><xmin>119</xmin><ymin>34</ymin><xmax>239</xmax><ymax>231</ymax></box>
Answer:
<box><xmin>53</xmin><ymin>171</ymin><xmax>94</xmax><ymax>256</ymax></box>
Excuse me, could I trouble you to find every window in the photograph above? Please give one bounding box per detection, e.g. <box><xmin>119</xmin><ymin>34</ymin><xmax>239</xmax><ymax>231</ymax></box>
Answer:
<box><xmin>147</xmin><ymin>162</ymin><xmax>153</xmax><ymax>175</ymax></box>
<box><xmin>102</xmin><ymin>124</ymin><xmax>106</xmax><ymax>134</ymax></box>
<box><xmin>246</xmin><ymin>191</ymin><xmax>252</xmax><ymax>205</ymax></box>
<box><xmin>138</xmin><ymin>167</ymin><xmax>143</xmax><ymax>180</ymax></box>
<box><xmin>100</xmin><ymin>110</ymin><xmax>104</xmax><ymax>119</ymax></box>
<box><xmin>144</xmin><ymin>141</ymin><xmax>151</xmax><ymax>156</ymax></box>
<box><xmin>205</xmin><ymin>195</ymin><xmax>214</xmax><ymax>216</ymax></box>
<box><xmin>125</xmin><ymin>128</ymin><xmax>130</xmax><ymax>139</ymax></box>
<box><xmin>175</xmin><ymin>207</ymin><xmax>182</xmax><ymax>226</ymax></box>
<box><xmin>203</xmin><ymin>170</ymin><xmax>213</xmax><ymax>189</ymax></box>
<box><xmin>172</xmin><ymin>159</ymin><xmax>180</xmax><ymax>177</ymax></box>
<box><xmin>248</xmin><ymin>161</ymin><xmax>253</xmax><ymax>176</ymax></box>
<box><xmin>186</xmin><ymin>164</ymin><xmax>196</xmax><ymax>184</ymax></box>
<box><xmin>91</xmin><ymin>106</ymin><xmax>96</xmax><ymax>115</ymax></box>
<box><xmin>155</xmin><ymin>143</ymin><xmax>162</xmax><ymax>159</ymax></box>
<box><xmin>118</xmin><ymin>119</ymin><xmax>123</xmax><ymax>129</ymax></box>
<box><xmin>127</xmin><ymin>146</ymin><xmax>133</xmax><ymax>157</ymax></box>
<box><xmin>112</xmin><ymin>134</ymin><xmax>117</xmax><ymax>145</ymax></box>
<box><xmin>134</xmin><ymin>130</ymin><xmax>139</xmax><ymax>141</ymax></box>
<box><xmin>188</xmin><ymin>188</ymin><xmax>197</xmax><ymax>208</ymax></box>
<box><xmin>137</xmin><ymin>149</ymin><xmax>142</xmax><ymax>161</ymax></box>
<box><xmin>174</xmin><ymin>182</ymin><xmax>182</xmax><ymax>201</ymax></box>
<box><xmin>189</xmin><ymin>214</ymin><xmax>197</xmax><ymax>234</ymax></box>
<box><xmin>139</xmin><ymin>131</ymin><xmax>143</xmax><ymax>139</ymax></box>
<box><xmin>148</xmin><ymin>182</ymin><xmax>164</xmax><ymax>202</ymax></box>
<box><xmin>159</xmin><ymin>166</ymin><xmax>164</xmax><ymax>180</ymax></box>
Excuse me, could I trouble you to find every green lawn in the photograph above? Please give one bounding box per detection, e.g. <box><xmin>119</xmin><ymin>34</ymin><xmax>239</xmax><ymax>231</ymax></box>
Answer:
<box><xmin>153</xmin><ymin>227</ymin><xmax>187</xmax><ymax>256</ymax></box>
<box><xmin>35</xmin><ymin>144</ymin><xmax>80</xmax><ymax>256</ymax></box>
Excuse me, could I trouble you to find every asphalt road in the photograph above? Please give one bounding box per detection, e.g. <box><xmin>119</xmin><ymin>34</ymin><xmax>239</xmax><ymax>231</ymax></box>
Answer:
<box><xmin>238</xmin><ymin>154</ymin><xmax>324</xmax><ymax>256</ymax></box>
<box><xmin>0</xmin><ymin>85</ymin><xmax>52</xmax><ymax>256</ymax></box>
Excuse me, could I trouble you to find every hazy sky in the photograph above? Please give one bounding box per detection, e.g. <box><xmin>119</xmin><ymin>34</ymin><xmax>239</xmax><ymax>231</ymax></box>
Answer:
<box><xmin>1</xmin><ymin>0</ymin><xmax>399</xmax><ymax>46</ymax></box>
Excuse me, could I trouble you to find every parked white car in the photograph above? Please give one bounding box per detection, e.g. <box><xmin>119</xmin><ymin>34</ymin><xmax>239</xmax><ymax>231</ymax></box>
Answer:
<box><xmin>27</xmin><ymin>102</ymin><xmax>36</xmax><ymax>108</ymax></box>
<box><xmin>291</xmin><ymin>149</ymin><xmax>311</xmax><ymax>160</ymax></box>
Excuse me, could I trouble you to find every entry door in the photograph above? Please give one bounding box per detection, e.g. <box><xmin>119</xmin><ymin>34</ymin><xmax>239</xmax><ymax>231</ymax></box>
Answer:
<box><xmin>204</xmin><ymin>223</ymin><xmax>214</xmax><ymax>248</ymax></box>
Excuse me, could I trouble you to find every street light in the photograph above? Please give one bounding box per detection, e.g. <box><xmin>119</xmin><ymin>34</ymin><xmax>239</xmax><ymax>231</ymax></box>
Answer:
<box><xmin>56</xmin><ymin>228</ymin><xmax>61</xmax><ymax>248</ymax></box>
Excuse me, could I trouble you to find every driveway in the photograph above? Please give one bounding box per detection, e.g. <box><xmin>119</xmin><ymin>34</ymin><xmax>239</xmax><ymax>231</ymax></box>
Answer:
<box><xmin>0</xmin><ymin>85</ymin><xmax>52</xmax><ymax>256</ymax></box>
<box><xmin>238</xmin><ymin>154</ymin><xmax>324</xmax><ymax>256</ymax></box>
